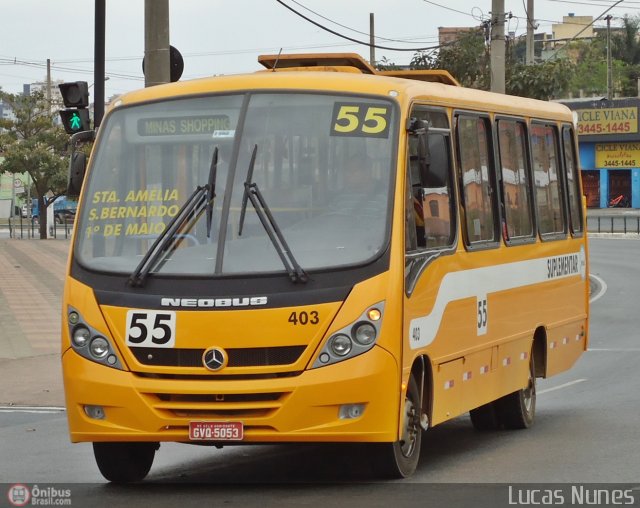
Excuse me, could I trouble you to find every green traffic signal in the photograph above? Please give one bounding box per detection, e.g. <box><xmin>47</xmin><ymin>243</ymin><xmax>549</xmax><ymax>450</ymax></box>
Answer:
<box><xmin>70</xmin><ymin>112</ymin><xmax>82</xmax><ymax>131</ymax></box>
<box><xmin>59</xmin><ymin>108</ymin><xmax>90</xmax><ymax>135</ymax></box>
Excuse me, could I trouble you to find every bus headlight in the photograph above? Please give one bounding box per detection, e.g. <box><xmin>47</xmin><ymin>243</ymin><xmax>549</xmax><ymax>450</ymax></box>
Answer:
<box><xmin>330</xmin><ymin>334</ymin><xmax>352</xmax><ymax>356</ymax></box>
<box><xmin>72</xmin><ymin>326</ymin><xmax>91</xmax><ymax>347</ymax></box>
<box><xmin>66</xmin><ymin>306</ymin><xmax>124</xmax><ymax>370</ymax></box>
<box><xmin>90</xmin><ymin>337</ymin><xmax>110</xmax><ymax>359</ymax></box>
<box><xmin>311</xmin><ymin>301</ymin><xmax>385</xmax><ymax>369</ymax></box>
<box><xmin>353</xmin><ymin>322</ymin><xmax>376</xmax><ymax>346</ymax></box>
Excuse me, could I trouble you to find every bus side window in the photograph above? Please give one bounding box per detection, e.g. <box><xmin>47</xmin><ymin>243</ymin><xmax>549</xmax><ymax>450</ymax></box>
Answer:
<box><xmin>406</xmin><ymin>133</ymin><xmax>455</xmax><ymax>250</ymax></box>
<box><xmin>456</xmin><ymin>115</ymin><xmax>499</xmax><ymax>246</ymax></box>
<box><xmin>496</xmin><ymin>119</ymin><xmax>535</xmax><ymax>241</ymax></box>
<box><xmin>562</xmin><ymin>126</ymin><xmax>583</xmax><ymax>235</ymax></box>
<box><xmin>531</xmin><ymin>123</ymin><xmax>566</xmax><ymax>237</ymax></box>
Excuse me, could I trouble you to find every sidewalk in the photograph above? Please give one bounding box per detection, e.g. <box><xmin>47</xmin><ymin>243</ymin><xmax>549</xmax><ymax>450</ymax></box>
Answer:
<box><xmin>0</xmin><ymin>237</ymin><xmax>70</xmax><ymax>406</ymax></box>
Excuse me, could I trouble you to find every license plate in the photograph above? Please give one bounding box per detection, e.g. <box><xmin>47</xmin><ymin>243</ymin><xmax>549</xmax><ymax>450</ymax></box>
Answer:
<box><xmin>189</xmin><ymin>421</ymin><xmax>244</xmax><ymax>441</ymax></box>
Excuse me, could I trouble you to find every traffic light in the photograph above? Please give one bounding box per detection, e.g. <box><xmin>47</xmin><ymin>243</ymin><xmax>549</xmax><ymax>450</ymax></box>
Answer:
<box><xmin>59</xmin><ymin>81</ymin><xmax>89</xmax><ymax>108</ymax></box>
<box><xmin>58</xmin><ymin>81</ymin><xmax>90</xmax><ymax>134</ymax></box>
<box><xmin>59</xmin><ymin>109</ymin><xmax>90</xmax><ymax>134</ymax></box>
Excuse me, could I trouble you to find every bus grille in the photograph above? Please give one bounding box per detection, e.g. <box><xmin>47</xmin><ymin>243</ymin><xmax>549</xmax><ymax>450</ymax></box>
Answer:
<box><xmin>142</xmin><ymin>391</ymin><xmax>288</xmax><ymax>419</ymax></box>
<box><xmin>130</xmin><ymin>346</ymin><xmax>306</xmax><ymax>368</ymax></box>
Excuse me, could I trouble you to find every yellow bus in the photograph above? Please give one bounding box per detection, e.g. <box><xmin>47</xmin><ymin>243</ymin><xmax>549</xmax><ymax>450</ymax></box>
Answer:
<box><xmin>61</xmin><ymin>53</ymin><xmax>589</xmax><ymax>482</ymax></box>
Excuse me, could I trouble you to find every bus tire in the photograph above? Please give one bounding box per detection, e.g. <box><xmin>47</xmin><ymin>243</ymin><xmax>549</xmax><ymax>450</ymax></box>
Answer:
<box><xmin>93</xmin><ymin>442</ymin><xmax>158</xmax><ymax>483</ymax></box>
<box><xmin>469</xmin><ymin>402</ymin><xmax>501</xmax><ymax>431</ymax></box>
<box><xmin>369</xmin><ymin>374</ymin><xmax>422</xmax><ymax>478</ymax></box>
<box><xmin>495</xmin><ymin>355</ymin><xmax>536</xmax><ymax>429</ymax></box>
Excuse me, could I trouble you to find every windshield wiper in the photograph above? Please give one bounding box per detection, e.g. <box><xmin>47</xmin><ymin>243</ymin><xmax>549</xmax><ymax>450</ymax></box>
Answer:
<box><xmin>238</xmin><ymin>144</ymin><xmax>308</xmax><ymax>283</ymax></box>
<box><xmin>205</xmin><ymin>147</ymin><xmax>218</xmax><ymax>238</ymax></box>
<box><xmin>128</xmin><ymin>147</ymin><xmax>219</xmax><ymax>287</ymax></box>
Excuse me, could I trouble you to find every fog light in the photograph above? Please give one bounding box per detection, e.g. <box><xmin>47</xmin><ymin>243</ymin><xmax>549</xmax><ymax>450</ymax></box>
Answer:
<box><xmin>84</xmin><ymin>405</ymin><xmax>105</xmax><ymax>420</ymax></box>
<box><xmin>72</xmin><ymin>326</ymin><xmax>90</xmax><ymax>347</ymax></box>
<box><xmin>353</xmin><ymin>322</ymin><xmax>376</xmax><ymax>345</ymax></box>
<box><xmin>339</xmin><ymin>403</ymin><xmax>365</xmax><ymax>419</ymax></box>
<box><xmin>330</xmin><ymin>334</ymin><xmax>352</xmax><ymax>357</ymax></box>
<box><xmin>68</xmin><ymin>311</ymin><xmax>80</xmax><ymax>325</ymax></box>
<box><xmin>89</xmin><ymin>337</ymin><xmax>109</xmax><ymax>359</ymax></box>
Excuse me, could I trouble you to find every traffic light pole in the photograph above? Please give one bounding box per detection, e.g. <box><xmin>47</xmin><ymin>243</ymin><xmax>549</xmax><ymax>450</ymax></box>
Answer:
<box><xmin>94</xmin><ymin>0</ymin><xmax>105</xmax><ymax>129</ymax></box>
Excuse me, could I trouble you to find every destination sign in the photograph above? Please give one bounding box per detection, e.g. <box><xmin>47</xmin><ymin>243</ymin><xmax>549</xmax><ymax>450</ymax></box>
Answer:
<box><xmin>137</xmin><ymin>115</ymin><xmax>231</xmax><ymax>136</ymax></box>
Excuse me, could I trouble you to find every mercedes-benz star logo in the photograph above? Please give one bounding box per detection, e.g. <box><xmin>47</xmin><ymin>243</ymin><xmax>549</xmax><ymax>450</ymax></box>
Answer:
<box><xmin>203</xmin><ymin>347</ymin><xmax>227</xmax><ymax>371</ymax></box>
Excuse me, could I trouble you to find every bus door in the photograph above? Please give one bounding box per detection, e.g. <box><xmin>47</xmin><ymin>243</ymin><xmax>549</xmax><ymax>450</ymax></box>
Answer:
<box><xmin>402</xmin><ymin>107</ymin><xmax>458</xmax><ymax>422</ymax></box>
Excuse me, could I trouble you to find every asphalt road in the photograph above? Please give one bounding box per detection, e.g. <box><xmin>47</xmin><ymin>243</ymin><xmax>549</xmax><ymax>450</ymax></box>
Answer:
<box><xmin>1</xmin><ymin>237</ymin><xmax>639</xmax><ymax>507</ymax></box>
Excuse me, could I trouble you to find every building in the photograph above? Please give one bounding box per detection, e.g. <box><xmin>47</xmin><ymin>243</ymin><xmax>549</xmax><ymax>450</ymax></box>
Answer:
<box><xmin>552</xmin><ymin>14</ymin><xmax>594</xmax><ymax>44</ymax></box>
<box><xmin>25</xmin><ymin>79</ymin><xmax>65</xmax><ymax>110</ymax></box>
<box><xmin>562</xmin><ymin>98</ymin><xmax>640</xmax><ymax>208</ymax></box>
<box><xmin>0</xmin><ymin>98</ymin><xmax>16</xmax><ymax>122</ymax></box>
<box><xmin>438</xmin><ymin>26</ymin><xmax>483</xmax><ymax>46</ymax></box>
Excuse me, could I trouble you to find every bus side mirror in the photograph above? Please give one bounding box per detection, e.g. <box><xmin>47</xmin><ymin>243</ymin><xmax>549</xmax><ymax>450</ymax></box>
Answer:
<box><xmin>67</xmin><ymin>152</ymin><xmax>87</xmax><ymax>197</ymax></box>
<box><xmin>66</xmin><ymin>130</ymin><xmax>95</xmax><ymax>197</ymax></box>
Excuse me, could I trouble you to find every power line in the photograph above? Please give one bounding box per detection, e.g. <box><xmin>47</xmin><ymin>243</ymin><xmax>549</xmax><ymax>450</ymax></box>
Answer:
<box><xmin>548</xmin><ymin>0</ymin><xmax>625</xmax><ymax>59</ymax></box>
<box><xmin>287</xmin><ymin>0</ymin><xmax>437</xmax><ymax>43</ymax></box>
<box><xmin>274</xmin><ymin>0</ymin><xmax>440</xmax><ymax>52</ymax></box>
<box><xmin>421</xmin><ymin>0</ymin><xmax>478</xmax><ymax>18</ymax></box>
<box><xmin>546</xmin><ymin>0</ymin><xmax>639</xmax><ymax>8</ymax></box>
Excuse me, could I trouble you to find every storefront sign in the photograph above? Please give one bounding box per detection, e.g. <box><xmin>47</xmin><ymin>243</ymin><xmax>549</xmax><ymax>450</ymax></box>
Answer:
<box><xmin>595</xmin><ymin>142</ymin><xmax>640</xmax><ymax>168</ymax></box>
<box><xmin>576</xmin><ymin>107</ymin><xmax>638</xmax><ymax>135</ymax></box>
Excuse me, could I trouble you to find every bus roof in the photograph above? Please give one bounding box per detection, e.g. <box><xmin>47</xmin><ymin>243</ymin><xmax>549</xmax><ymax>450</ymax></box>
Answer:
<box><xmin>113</xmin><ymin>53</ymin><xmax>573</xmax><ymax>122</ymax></box>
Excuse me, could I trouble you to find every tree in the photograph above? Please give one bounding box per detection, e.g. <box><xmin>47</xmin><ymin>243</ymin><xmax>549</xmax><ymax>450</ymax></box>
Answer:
<box><xmin>411</xmin><ymin>29</ymin><xmax>490</xmax><ymax>90</ymax></box>
<box><xmin>0</xmin><ymin>90</ymin><xmax>68</xmax><ymax>239</ymax></box>
<box><xmin>506</xmin><ymin>59</ymin><xmax>574</xmax><ymax>100</ymax></box>
<box><xmin>610</xmin><ymin>15</ymin><xmax>640</xmax><ymax>97</ymax></box>
<box><xmin>407</xmin><ymin>29</ymin><xmax>574</xmax><ymax>99</ymax></box>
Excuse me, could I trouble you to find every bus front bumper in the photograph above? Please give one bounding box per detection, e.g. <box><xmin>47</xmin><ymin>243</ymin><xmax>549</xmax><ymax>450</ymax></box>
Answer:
<box><xmin>62</xmin><ymin>346</ymin><xmax>400</xmax><ymax>443</ymax></box>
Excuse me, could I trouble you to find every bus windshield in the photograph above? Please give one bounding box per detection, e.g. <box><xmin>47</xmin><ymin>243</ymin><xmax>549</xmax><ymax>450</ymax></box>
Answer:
<box><xmin>75</xmin><ymin>92</ymin><xmax>397</xmax><ymax>277</ymax></box>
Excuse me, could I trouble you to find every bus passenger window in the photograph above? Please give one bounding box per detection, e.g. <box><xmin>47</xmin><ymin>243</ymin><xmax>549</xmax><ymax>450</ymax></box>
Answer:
<box><xmin>406</xmin><ymin>132</ymin><xmax>455</xmax><ymax>250</ymax></box>
<box><xmin>456</xmin><ymin>116</ymin><xmax>498</xmax><ymax>245</ymax></box>
<box><xmin>562</xmin><ymin>127</ymin><xmax>583</xmax><ymax>235</ymax></box>
<box><xmin>531</xmin><ymin>124</ymin><xmax>565</xmax><ymax>236</ymax></box>
<box><xmin>497</xmin><ymin>120</ymin><xmax>534</xmax><ymax>240</ymax></box>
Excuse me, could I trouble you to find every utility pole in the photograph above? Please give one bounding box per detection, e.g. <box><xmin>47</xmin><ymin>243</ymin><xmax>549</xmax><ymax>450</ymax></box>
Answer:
<box><xmin>95</xmin><ymin>0</ymin><xmax>106</xmax><ymax>128</ymax></box>
<box><xmin>369</xmin><ymin>13</ymin><xmax>376</xmax><ymax>67</ymax></box>
<box><xmin>490</xmin><ymin>0</ymin><xmax>506</xmax><ymax>93</ymax></box>
<box><xmin>144</xmin><ymin>0</ymin><xmax>170</xmax><ymax>87</ymax></box>
<box><xmin>46</xmin><ymin>58</ymin><xmax>51</xmax><ymax>113</ymax></box>
<box><xmin>526</xmin><ymin>0</ymin><xmax>535</xmax><ymax>64</ymax></box>
<box><xmin>606</xmin><ymin>15</ymin><xmax>613</xmax><ymax>100</ymax></box>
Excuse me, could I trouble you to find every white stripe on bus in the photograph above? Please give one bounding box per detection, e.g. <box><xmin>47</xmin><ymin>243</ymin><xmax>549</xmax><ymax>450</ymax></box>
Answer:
<box><xmin>409</xmin><ymin>248</ymin><xmax>586</xmax><ymax>350</ymax></box>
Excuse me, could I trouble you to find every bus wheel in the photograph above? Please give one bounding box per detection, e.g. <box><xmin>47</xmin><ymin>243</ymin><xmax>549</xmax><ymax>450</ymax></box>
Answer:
<box><xmin>495</xmin><ymin>355</ymin><xmax>536</xmax><ymax>429</ymax></box>
<box><xmin>370</xmin><ymin>375</ymin><xmax>422</xmax><ymax>478</ymax></box>
<box><xmin>93</xmin><ymin>442</ymin><xmax>158</xmax><ymax>483</ymax></box>
<box><xmin>470</xmin><ymin>402</ymin><xmax>501</xmax><ymax>431</ymax></box>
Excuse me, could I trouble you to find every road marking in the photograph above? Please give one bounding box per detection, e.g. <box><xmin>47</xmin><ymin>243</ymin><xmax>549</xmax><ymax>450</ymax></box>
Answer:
<box><xmin>0</xmin><ymin>405</ymin><xmax>65</xmax><ymax>414</ymax></box>
<box><xmin>538</xmin><ymin>378</ymin><xmax>587</xmax><ymax>395</ymax></box>
<box><xmin>589</xmin><ymin>274</ymin><xmax>607</xmax><ymax>304</ymax></box>
<box><xmin>588</xmin><ymin>348</ymin><xmax>640</xmax><ymax>352</ymax></box>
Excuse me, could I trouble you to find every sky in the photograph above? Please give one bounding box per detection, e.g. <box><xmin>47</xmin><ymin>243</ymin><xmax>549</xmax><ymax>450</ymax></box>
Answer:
<box><xmin>1</xmin><ymin>0</ymin><xmax>638</xmax><ymax>100</ymax></box>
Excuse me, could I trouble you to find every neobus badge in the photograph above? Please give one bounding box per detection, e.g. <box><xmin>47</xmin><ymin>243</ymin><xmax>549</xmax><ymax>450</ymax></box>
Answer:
<box><xmin>160</xmin><ymin>296</ymin><xmax>268</xmax><ymax>308</ymax></box>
